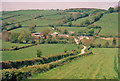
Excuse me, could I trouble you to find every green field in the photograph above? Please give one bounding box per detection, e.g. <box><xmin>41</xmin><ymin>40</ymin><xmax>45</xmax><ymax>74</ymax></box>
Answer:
<box><xmin>2</xmin><ymin>10</ymin><xmax>58</xmax><ymax>17</ymax></box>
<box><xmin>20</xmin><ymin>18</ymin><xmax>60</xmax><ymax>26</ymax></box>
<box><xmin>57</xmin><ymin>27</ymin><xmax>86</xmax><ymax>32</ymax></box>
<box><xmin>2</xmin><ymin>41</ymin><xmax>29</xmax><ymax>49</ymax></box>
<box><xmin>43</xmin><ymin>14</ymin><xmax>65</xmax><ymax>19</ymax></box>
<box><xmin>29</xmin><ymin>48</ymin><xmax>118</xmax><ymax>79</ymax></box>
<box><xmin>10</xmin><ymin>27</ymin><xmax>53</xmax><ymax>33</ymax></box>
<box><xmin>2</xmin><ymin>44</ymin><xmax>77</xmax><ymax>61</ymax></box>
<box><xmin>93</xmin><ymin>13</ymin><xmax>118</xmax><ymax>36</ymax></box>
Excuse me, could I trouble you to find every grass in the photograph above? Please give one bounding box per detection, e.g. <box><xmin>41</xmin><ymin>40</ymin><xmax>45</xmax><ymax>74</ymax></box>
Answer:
<box><xmin>43</xmin><ymin>14</ymin><xmax>65</xmax><ymax>19</ymax></box>
<box><xmin>4</xmin><ymin>15</ymin><xmax>35</xmax><ymax>24</ymax></box>
<box><xmin>29</xmin><ymin>48</ymin><xmax>118</xmax><ymax>79</ymax></box>
<box><xmin>2</xmin><ymin>44</ymin><xmax>77</xmax><ymax>61</ymax></box>
<box><xmin>94</xmin><ymin>38</ymin><xmax>113</xmax><ymax>46</ymax></box>
<box><xmin>57</xmin><ymin>26</ymin><xmax>86</xmax><ymax>32</ymax></box>
<box><xmin>10</xmin><ymin>27</ymin><xmax>53</xmax><ymax>33</ymax></box>
<box><xmin>3</xmin><ymin>10</ymin><xmax>58</xmax><ymax>16</ymax></box>
<box><xmin>2</xmin><ymin>41</ymin><xmax>30</xmax><ymax>49</ymax></box>
<box><xmin>65</xmin><ymin>15</ymin><xmax>95</xmax><ymax>25</ymax></box>
<box><xmin>20</xmin><ymin>18</ymin><xmax>60</xmax><ymax>26</ymax></box>
<box><xmin>93</xmin><ymin>13</ymin><xmax>118</xmax><ymax>36</ymax></box>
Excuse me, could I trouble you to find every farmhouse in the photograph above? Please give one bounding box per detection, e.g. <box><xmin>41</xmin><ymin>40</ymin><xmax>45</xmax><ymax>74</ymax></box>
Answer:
<box><xmin>78</xmin><ymin>36</ymin><xmax>89</xmax><ymax>40</ymax></box>
<box><xmin>51</xmin><ymin>32</ymin><xmax>69</xmax><ymax>37</ymax></box>
<box><xmin>69</xmin><ymin>31</ymin><xmax>75</xmax><ymax>34</ymax></box>
<box><xmin>51</xmin><ymin>32</ymin><xmax>58</xmax><ymax>37</ymax></box>
<box><xmin>32</xmin><ymin>33</ymin><xmax>43</xmax><ymax>37</ymax></box>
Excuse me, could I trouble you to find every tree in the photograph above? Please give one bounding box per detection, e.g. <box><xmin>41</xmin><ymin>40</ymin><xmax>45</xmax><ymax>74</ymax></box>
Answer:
<box><xmin>2</xmin><ymin>30</ymin><xmax>9</xmax><ymax>41</ymax></box>
<box><xmin>10</xmin><ymin>32</ymin><xmax>20</xmax><ymax>43</ymax></box>
<box><xmin>68</xmin><ymin>20</ymin><xmax>72</xmax><ymax>27</ymax></box>
<box><xmin>37</xmin><ymin>49</ymin><xmax>42</xmax><ymax>57</ymax></box>
<box><xmin>29</xmin><ymin>22</ymin><xmax>36</xmax><ymax>33</ymax></box>
<box><xmin>88</xmin><ymin>28</ymin><xmax>94</xmax><ymax>36</ymax></box>
<box><xmin>89</xmin><ymin>43</ymin><xmax>94</xmax><ymax>48</ymax></box>
<box><xmin>24</xmin><ymin>32</ymin><xmax>31</xmax><ymax>43</ymax></box>
<box><xmin>18</xmin><ymin>32</ymin><xmax>25</xmax><ymax>43</ymax></box>
<box><xmin>63</xmin><ymin>29</ymin><xmax>69</xmax><ymax>34</ymax></box>
<box><xmin>108</xmin><ymin>7</ymin><xmax>114</xmax><ymax>13</ymax></box>
<box><xmin>103</xmin><ymin>41</ymin><xmax>109</xmax><ymax>48</ymax></box>
<box><xmin>64</xmin><ymin>48</ymin><xmax>67</xmax><ymax>53</ymax></box>
<box><xmin>42</xmin><ymin>29</ymin><xmax>50</xmax><ymax>39</ymax></box>
<box><xmin>112</xmin><ymin>38</ymin><xmax>116</xmax><ymax>47</ymax></box>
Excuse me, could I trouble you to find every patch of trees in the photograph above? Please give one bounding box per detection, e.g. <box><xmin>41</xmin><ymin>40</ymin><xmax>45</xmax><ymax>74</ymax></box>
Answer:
<box><xmin>105</xmin><ymin>7</ymin><xmax>119</xmax><ymax>14</ymax></box>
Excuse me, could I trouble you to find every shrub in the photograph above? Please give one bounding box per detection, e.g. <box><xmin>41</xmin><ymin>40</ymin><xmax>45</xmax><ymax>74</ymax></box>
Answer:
<box><xmin>64</xmin><ymin>48</ymin><xmax>67</xmax><ymax>53</ymax></box>
<box><xmin>37</xmin><ymin>49</ymin><xmax>42</xmax><ymax>57</ymax></box>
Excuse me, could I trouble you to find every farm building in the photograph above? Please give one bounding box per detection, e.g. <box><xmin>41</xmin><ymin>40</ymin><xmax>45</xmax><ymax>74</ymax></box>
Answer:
<box><xmin>32</xmin><ymin>33</ymin><xmax>43</xmax><ymax>37</ymax></box>
<box><xmin>78</xmin><ymin>36</ymin><xmax>89</xmax><ymax>40</ymax></box>
<box><xmin>51</xmin><ymin>32</ymin><xmax>69</xmax><ymax>37</ymax></box>
<box><xmin>69</xmin><ymin>31</ymin><xmax>75</xmax><ymax>34</ymax></box>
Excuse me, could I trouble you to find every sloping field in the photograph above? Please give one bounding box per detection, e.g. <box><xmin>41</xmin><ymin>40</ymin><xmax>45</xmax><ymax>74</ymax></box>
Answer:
<box><xmin>29</xmin><ymin>48</ymin><xmax>118</xmax><ymax>79</ymax></box>
<box><xmin>10</xmin><ymin>27</ymin><xmax>52</xmax><ymax>33</ymax></box>
<box><xmin>3</xmin><ymin>10</ymin><xmax>58</xmax><ymax>16</ymax></box>
<box><xmin>2</xmin><ymin>44</ymin><xmax>77</xmax><ymax>61</ymax></box>
<box><xmin>93</xmin><ymin>13</ymin><xmax>118</xmax><ymax>36</ymax></box>
<box><xmin>20</xmin><ymin>18</ymin><xmax>59</xmax><ymax>26</ymax></box>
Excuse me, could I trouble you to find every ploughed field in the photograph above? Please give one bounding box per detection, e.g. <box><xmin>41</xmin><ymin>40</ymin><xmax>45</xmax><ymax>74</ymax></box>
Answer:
<box><xmin>29</xmin><ymin>48</ymin><xmax>118</xmax><ymax>79</ymax></box>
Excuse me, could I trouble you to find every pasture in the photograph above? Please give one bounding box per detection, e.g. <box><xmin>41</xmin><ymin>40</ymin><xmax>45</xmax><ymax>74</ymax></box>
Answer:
<box><xmin>10</xmin><ymin>27</ymin><xmax>53</xmax><ymax>33</ymax></box>
<box><xmin>93</xmin><ymin>13</ymin><xmax>118</xmax><ymax>36</ymax></box>
<box><xmin>2</xmin><ymin>44</ymin><xmax>77</xmax><ymax>61</ymax></box>
<box><xmin>29</xmin><ymin>48</ymin><xmax>118</xmax><ymax>79</ymax></box>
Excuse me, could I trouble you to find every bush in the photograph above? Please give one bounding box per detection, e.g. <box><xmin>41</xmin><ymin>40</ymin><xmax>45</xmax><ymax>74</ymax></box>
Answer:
<box><xmin>37</xmin><ymin>49</ymin><xmax>42</xmax><ymax>57</ymax></box>
<box><xmin>64</xmin><ymin>48</ymin><xmax>67</xmax><ymax>53</ymax></box>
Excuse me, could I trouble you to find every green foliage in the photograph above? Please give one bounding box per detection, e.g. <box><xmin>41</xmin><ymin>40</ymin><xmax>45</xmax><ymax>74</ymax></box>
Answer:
<box><xmin>29</xmin><ymin>22</ymin><xmax>36</xmax><ymax>33</ymax></box>
<box><xmin>108</xmin><ymin>7</ymin><xmax>114</xmax><ymax>13</ymax></box>
<box><xmin>10</xmin><ymin>32</ymin><xmax>20</xmax><ymax>43</ymax></box>
<box><xmin>64</xmin><ymin>48</ymin><xmax>67</xmax><ymax>53</ymax></box>
<box><xmin>37</xmin><ymin>49</ymin><xmax>42</xmax><ymax>57</ymax></box>
<box><xmin>112</xmin><ymin>38</ymin><xmax>116</xmax><ymax>47</ymax></box>
<box><xmin>68</xmin><ymin>20</ymin><xmax>72</xmax><ymax>27</ymax></box>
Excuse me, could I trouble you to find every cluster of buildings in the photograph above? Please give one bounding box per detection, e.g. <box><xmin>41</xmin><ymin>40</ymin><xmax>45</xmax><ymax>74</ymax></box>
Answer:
<box><xmin>31</xmin><ymin>31</ymin><xmax>89</xmax><ymax>40</ymax></box>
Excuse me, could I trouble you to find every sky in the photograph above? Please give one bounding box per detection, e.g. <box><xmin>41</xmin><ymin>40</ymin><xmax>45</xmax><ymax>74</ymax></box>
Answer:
<box><xmin>1</xmin><ymin>1</ymin><xmax>119</xmax><ymax>11</ymax></box>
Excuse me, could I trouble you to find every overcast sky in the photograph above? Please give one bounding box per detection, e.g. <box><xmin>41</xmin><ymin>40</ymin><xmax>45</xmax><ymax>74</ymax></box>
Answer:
<box><xmin>1</xmin><ymin>1</ymin><xmax>119</xmax><ymax>11</ymax></box>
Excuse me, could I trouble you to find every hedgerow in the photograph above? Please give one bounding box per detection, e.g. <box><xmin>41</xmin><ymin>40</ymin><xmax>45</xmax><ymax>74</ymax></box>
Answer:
<box><xmin>1</xmin><ymin>50</ymin><xmax>80</xmax><ymax>69</ymax></box>
<box><xmin>2</xmin><ymin>51</ymin><xmax>93</xmax><ymax>81</ymax></box>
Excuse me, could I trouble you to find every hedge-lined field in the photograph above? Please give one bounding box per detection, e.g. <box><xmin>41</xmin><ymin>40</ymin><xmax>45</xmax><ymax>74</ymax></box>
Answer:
<box><xmin>4</xmin><ymin>15</ymin><xmax>35</xmax><ymax>24</ymax></box>
<box><xmin>2</xmin><ymin>51</ymin><xmax>92</xmax><ymax>81</ymax></box>
<box><xmin>71</xmin><ymin>15</ymin><xmax>95</xmax><ymax>25</ymax></box>
<box><xmin>43</xmin><ymin>14</ymin><xmax>65</xmax><ymax>19</ymax></box>
<box><xmin>2</xmin><ymin>44</ymin><xmax>77</xmax><ymax>61</ymax></box>
<box><xmin>2</xmin><ymin>10</ymin><xmax>59</xmax><ymax>17</ymax></box>
<box><xmin>29</xmin><ymin>48</ymin><xmax>118</xmax><ymax>79</ymax></box>
<box><xmin>2</xmin><ymin>41</ymin><xmax>30</xmax><ymax>49</ymax></box>
<box><xmin>10</xmin><ymin>27</ymin><xmax>53</xmax><ymax>33</ymax></box>
<box><xmin>93</xmin><ymin>13</ymin><xmax>118</xmax><ymax>37</ymax></box>
<box><xmin>20</xmin><ymin>18</ymin><xmax>60</xmax><ymax>26</ymax></box>
<box><xmin>57</xmin><ymin>27</ymin><xmax>86</xmax><ymax>32</ymax></box>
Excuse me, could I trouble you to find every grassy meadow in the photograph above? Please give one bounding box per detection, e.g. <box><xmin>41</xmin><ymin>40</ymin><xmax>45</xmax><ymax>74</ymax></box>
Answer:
<box><xmin>2</xmin><ymin>44</ymin><xmax>77</xmax><ymax>61</ymax></box>
<box><xmin>29</xmin><ymin>48</ymin><xmax>118</xmax><ymax>79</ymax></box>
<box><xmin>93</xmin><ymin>13</ymin><xmax>118</xmax><ymax>36</ymax></box>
